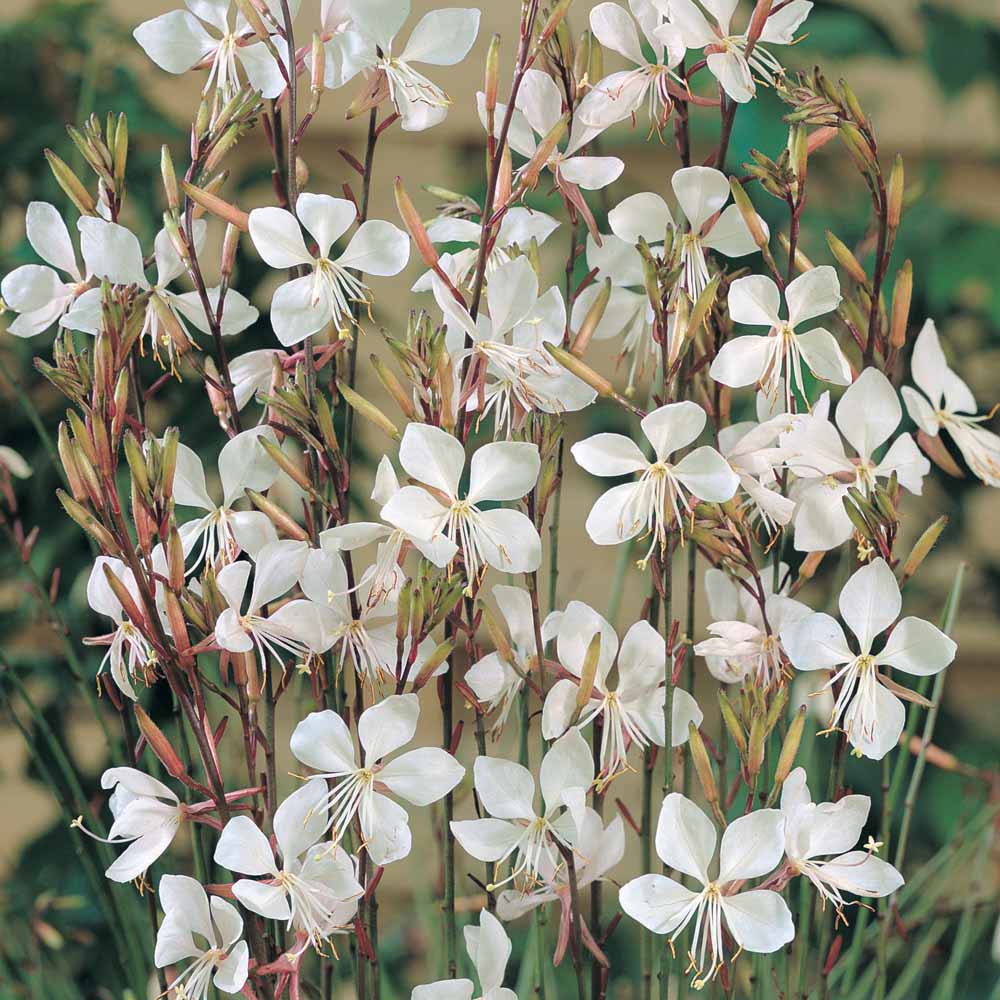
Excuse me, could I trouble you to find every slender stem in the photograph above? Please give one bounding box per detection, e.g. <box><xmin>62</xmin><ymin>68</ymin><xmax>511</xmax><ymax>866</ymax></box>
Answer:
<box><xmin>658</xmin><ymin>544</ymin><xmax>674</xmax><ymax>1000</ymax></box>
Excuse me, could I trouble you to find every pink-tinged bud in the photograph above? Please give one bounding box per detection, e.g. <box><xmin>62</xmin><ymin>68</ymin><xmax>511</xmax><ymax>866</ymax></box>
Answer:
<box><xmin>747</xmin><ymin>714</ymin><xmax>766</xmax><ymax>778</ymax></box>
<box><xmin>164</xmin><ymin>591</ymin><xmax>192</xmax><ymax>661</ymax></box>
<box><xmin>571</xmin><ymin>633</ymin><xmax>602</xmax><ymax>724</ymax></box>
<box><xmin>746</xmin><ymin>0</ymin><xmax>773</xmax><ymax>47</ymax></box>
<box><xmin>181</xmin><ymin>182</ymin><xmax>249</xmax><ymax>231</ymax></box>
<box><xmin>688</xmin><ymin>722</ymin><xmax>720</xmax><ymax>809</ymax></box>
<box><xmin>890</xmin><ymin>260</ymin><xmax>912</xmax><ymax>349</ymax></box>
<box><xmin>295</xmin><ymin>156</ymin><xmax>309</xmax><ymax>191</ymax></box>
<box><xmin>494</xmin><ymin>146</ymin><xmax>512</xmax><ymax>211</ymax></box>
<box><xmin>411</xmin><ymin>639</ymin><xmax>455</xmax><ymax>690</ymax></box>
<box><xmin>537</xmin><ymin>0</ymin><xmax>573</xmax><ymax>47</ymax></box>
<box><xmin>718</xmin><ymin>692</ymin><xmax>747</xmax><ymax>759</ymax></box>
<box><xmin>484</xmin><ymin>34</ymin><xmax>501</xmax><ymax>119</ymax></box>
<box><xmin>134</xmin><ymin>705</ymin><xmax>188</xmax><ymax>782</ymax></box>
<box><xmin>167</xmin><ymin>525</ymin><xmax>186</xmax><ymax>592</ymax></box>
<box><xmin>58</xmin><ymin>490</ymin><xmax>118</xmax><ymax>553</ymax></box>
<box><xmin>346</xmin><ymin>70</ymin><xmax>389</xmax><ymax>120</ymax></box>
<box><xmin>729</xmin><ymin>179</ymin><xmax>769</xmax><ymax>250</ymax></box>
<box><xmin>773</xmin><ymin>707</ymin><xmax>806</xmax><ymax>788</ymax></box>
<box><xmin>521</xmin><ymin>114</ymin><xmax>568</xmax><ymax>190</ymax></box>
<box><xmin>917</xmin><ymin>429</ymin><xmax>964</xmax><ymax>479</ymax></box>
<box><xmin>102</xmin><ymin>562</ymin><xmax>145</xmax><ymax>627</ymax></box>
<box><xmin>571</xmin><ymin>278</ymin><xmax>610</xmax><ymax>356</ymax></box>
<box><xmin>57</xmin><ymin>423</ymin><xmax>87</xmax><ymax>502</ymax></box>
<box><xmin>393</xmin><ymin>177</ymin><xmax>438</xmax><ymax>267</ymax></box>
<box><xmin>371</xmin><ymin>354</ymin><xmax>417</xmax><ymax>420</ymax></box>
<box><xmin>203</xmin><ymin>357</ymin><xmax>230</xmax><ymax>427</ymax></box>
<box><xmin>235</xmin><ymin>0</ymin><xmax>271</xmax><ymax>42</ymax></box>
<box><xmin>111</xmin><ymin>369</ymin><xmax>129</xmax><ymax>444</ymax></box>
<box><xmin>311</xmin><ymin>33</ymin><xmax>325</xmax><ymax>94</ymax></box>
<box><xmin>245</xmin><ymin>488</ymin><xmax>310</xmax><ymax>541</ymax></box>
<box><xmin>220</xmin><ymin>223</ymin><xmax>240</xmax><ymax>280</ymax></box>
<box><xmin>259</xmin><ymin>436</ymin><xmax>313</xmax><ymax>492</ymax></box>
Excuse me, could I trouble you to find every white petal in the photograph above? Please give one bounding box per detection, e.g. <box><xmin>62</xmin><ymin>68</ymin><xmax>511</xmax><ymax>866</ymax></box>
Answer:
<box><xmin>540</xmin><ymin>728</ymin><xmax>594</xmax><ymax>815</ymax></box>
<box><xmin>876</xmin><ymin>616</ymin><xmax>955</xmax><ymax>676</ymax></box>
<box><xmin>791</xmin><ymin>478</ymin><xmax>853</xmax><ymax>553</ymax></box>
<box><xmin>295</xmin><ymin>193</ymin><xmax>356</xmax><ymax>258</ymax></box>
<box><xmin>576</xmin><ymin>69</ymin><xmax>649</xmax><ymax>128</ymax></box>
<box><xmin>248</xmin><ymin>539</ymin><xmax>308</xmax><ymax>609</ymax></box>
<box><xmin>467</xmin><ymin>909</ymin><xmax>511</xmax><ymax>994</ymax></box>
<box><xmin>338</xmin><ymin>220</ymin><xmax>410</xmax><ymax>275</ymax></box>
<box><xmin>720</xmin><ymin>890</ymin><xmax>794</xmax><ymax>953</ymax></box>
<box><xmin>270</xmin><ymin>272</ymin><xmax>332</xmax><ymax>344</ymax></box>
<box><xmin>401</xmin><ymin>7</ymin><xmax>479</xmax><ymax>65</ymax></box>
<box><xmin>216</xmin><ymin>559</ymin><xmax>252</xmax><ymax>612</ymax></box>
<box><xmin>836</xmin><ymin>368</ymin><xmax>900</xmax><ymax>461</ymax></box>
<box><xmin>590</xmin><ymin>2</ymin><xmax>647</xmax><ymax>65</ymax></box>
<box><xmin>796</xmin><ymin>794</ymin><xmax>870</xmax><ymax>859</ymax></box>
<box><xmin>473</xmin><ymin>755</ymin><xmax>535</xmax><ymax>820</ymax></box>
<box><xmin>541</xmin><ymin>679</ymin><xmax>579</xmax><ymax>740</ymax></box>
<box><xmin>796</xmin><ymin>328</ymin><xmax>852</xmax><ymax>386</ymax></box>
<box><xmin>238</xmin><ymin>39</ymin><xmax>289</xmax><ymax>100</ymax></box>
<box><xmin>214</xmin><ymin>940</ymin><xmax>250</xmax><ymax>993</ymax></box>
<box><xmin>105</xmin><ymin>825</ymin><xmax>176</xmax><ymax>882</ymax></box>
<box><xmin>781</xmin><ymin>611</ymin><xmax>853</xmax><ymax>671</ymax></box>
<box><xmin>78</xmin><ymin>218</ymin><xmax>147</xmax><ymax>287</ymax></box>
<box><xmin>728</xmin><ymin>274</ymin><xmax>781</xmax><ymax>327</ymax></box>
<box><xmin>450</xmin><ymin>818</ymin><xmax>523</xmax><ymax>862</ymax></box>
<box><xmin>248</xmin><ymin>207</ymin><xmax>313</xmax><ymax>269</ymax></box>
<box><xmin>219</xmin><ymin>426</ymin><xmax>280</xmax><ymax>507</ymax></box>
<box><xmin>703</xmin><ymin>204</ymin><xmax>765</xmax><ymax>257</ymax></box>
<box><xmin>210</xmin><ymin>895</ymin><xmax>245</xmax><ymax>950</ymax></box>
<box><xmin>215</xmin><ymin>816</ymin><xmax>278</xmax><ymax>877</ymax></box>
<box><xmin>710</xmin><ymin>335</ymin><xmax>773</xmax><ymax>387</ymax></box>
<box><xmin>718</xmin><ymin>809</ymin><xmax>785</xmax><ymax>881</ymax></box>
<box><xmin>232</xmin><ymin>879</ymin><xmax>291</xmax><ymax>920</ymax></box>
<box><xmin>348</xmin><ymin>0</ymin><xmax>409</xmax><ymax>49</ymax></box>
<box><xmin>558</xmin><ymin>155</ymin><xmax>624</xmax><ymax>190</ymax></box>
<box><xmin>874</xmin><ymin>433</ymin><xmax>929</xmax><ymax>495</ymax></box>
<box><xmin>468</xmin><ymin>441</ymin><xmax>540</xmax><ymax>503</ymax></box>
<box><xmin>609</xmin><ymin>192</ymin><xmax>673</xmax><ymax>245</ymax></box>
<box><xmin>909</xmin><ymin>319</ymin><xmax>976</xmax><ymax>413</ymax></box>
<box><xmin>584</xmin><ymin>482</ymin><xmax>647</xmax><ymax>546</ymax></box>
<box><xmin>273</xmin><ymin>778</ymin><xmax>329</xmax><ymax>863</ymax></box>
<box><xmin>515</xmin><ymin>68</ymin><xmax>564</xmax><ymax>135</ymax></box>
<box><xmin>378</xmin><ymin>747</ymin><xmax>464</xmax><ymax>806</ymax></box>
<box><xmin>654</xmin><ymin>793</ymin><xmax>714</xmax><ymax>883</ymax></box>
<box><xmin>572</xmin><ymin>433</ymin><xmax>648</xmax><ymax>477</ymax></box>
<box><xmin>819</xmin><ymin>851</ymin><xmax>903</xmax><ymax>898</ymax></box>
<box><xmin>494</xmin><ymin>584</ymin><xmax>535</xmax><ymax>655</ymax></box>
<box><xmin>398</xmin><ymin>422</ymin><xmax>465</xmax><ymax>497</ymax></box>
<box><xmin>486</xmin><ymin>255</ymin><xmax>539</xmax><ymax>336</ymax></box>
<box><xmin>672</xmin><ymin>166</ymin><xmax>731</xmax><ymax>233</ymax></box>
<box><xmin>412</xmin><ymin>981</ymin><xmax>475</xmax><ymax>1000</ymax></box>
<box><xmin>759</xmin><ymin>0</ymin><xmax>813</xmax><ymax>44</ymax></box>
<box><xmin>362</xmin><ymin>792</ymin><xmax>412</xmax><ymax>865</ymax></box>
<box><xmin>585</xmin><ymin>230</ymin><xmax>645</xmax><ymax>286</ymax></box>
<box><xmin>642</xmin><ymin>400</ymin><xmax>706</xmax><ymax>459</ymax></box>
<box><xmin>556</xmin><ymin>601</ymin><xmax>618</xmax><ymax>680</ymax></box>
<box><xmin>215</xmin><ymin>608</ymin><xmax>253</xmax><ymax>653</ymax></box>
<box><xmin>475</xmin><ymin>508</ymin><xmax>542</xmax><ymax>574</ymax></box>
<box><xmin>707</xmin><ymin>49</ymin><xmax>755</xmax><ymax>103</ymax></box>
<box><xmin>133</xmin><ymin>11</ymin><xmax>217</xmax><ymax>74</ymax></box>
<box><xmin>838</xmin><ymin>558</ymin><xmax>899</xmax><ymax>654</ymax></box>
<box><xmin>674</xmin><ymin>446</ymin><xmax>740</xmax><ymax>502</ymax></box>
<box><xmin>2</xmin><ymin>264</ymin><xmax>65</xmax><ymax>313</ymax></box>
<box><xmin>845</xmin><ymin>683</ymin><xmax>905</xmax><ymax>760</ymax></box>
<box><xmin>291</xmin><ymin>709</ymin><xmax>357</xmax><ymax>775</ymax></box>
<box><xmin>359</xmin><ymin>692</ymin><xmax>419</xmax><ymax>764</ymax></box>
<box><xmin>786</xmin><ymin>266</ymin><xmax>841</xmax><ymax>327</ymax></box>
<box><xmin>26</xmin><ymin>202</ymin><xmax>78</xmax><ymax>277</ymax></box>
<box><xmin>381</xmin><ymin>486</ymin><xmax>449</xmax><ymax>545</ymax></box>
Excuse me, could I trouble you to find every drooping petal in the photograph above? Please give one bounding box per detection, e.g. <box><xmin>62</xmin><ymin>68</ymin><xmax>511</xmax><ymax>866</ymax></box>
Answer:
<box><xmin>26</xmin><ymin>201</ymin><xmax>79</xmax><ymax>278</ymax></box>
<box><xmin>359</xmin><ymin>693</ymin><xmax>419</xmax><ymax>764</ymax></box>
<box><xmin>362</xmin><ymin>792</ymin><xmax>413</xmax><ymax>866</ymax></box>
<box><xmin>654</xmin><ymin>793</ymin><xmax>715</xmax><ymax>884</ymax></box>
<box><xmin>720</xmin><ymin>890</ymin><xmax>795</xmax><ymax>953</ymax></box>
<box><xmin>838</xmin><ymin>558</ymin><xmax>899</xmax><ymax>654</ymax></box>
<box><xmin>844</xmin><ymin>681</ymin><xmax>905</xmax><ymax>760</ymax></box>
<box><xmin>558</xmin><ymin>155</ymin><xmax>624</xmax><ymax>191</ymax></box>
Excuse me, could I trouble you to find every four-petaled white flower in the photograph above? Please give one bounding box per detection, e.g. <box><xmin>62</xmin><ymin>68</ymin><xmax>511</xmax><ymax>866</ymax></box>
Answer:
<box><xmin>290</xmin><ymin>693</ymin><xmax>464</xmax><ymax>866</ymax></box>
<box><xmin>782</xmin><ymin>368</ymin><xmax>929</xmax><ymax>552</ymax></box>
<box><xmin>214</xmin><ymin>539</ymin><xmax>327</xmax><ymax>667</ymax></box>
<box><xmin>496</xmin><ymin>808</ymin><xmax>624</xmax><ymax>967</ymax></box>
<box><xmin>381</xmin><ymin>422</ymin><xmax>542</xmax><ymax>588</ymax></box>
<box><xmin>431</xmin><ymin>256</ymin><xmax>596</xmax><ymax>435</ymax></box>
<box><xmin>171</xmin><ymin>426</ymin><xmax>282</xmax><ymax>570</ymax></box>
<box><xmin>214</xmin><ymin>778</ymin><xmax>363</xmax><ymax>950</ymax></box>
<box><xmin>695</xmin><ymin>565</ymin><xmax>810</xmax><ymax>688</ymax></box>
<box><xmin>781</xmin><ymin>557</ymin><xmax>957</xmax><ymax>759</ymax></box>
<box><xmin>248</xmin><ymin>193</ymin><xmax>410</xmax><ymax>345</ymax></box>
<box><xmin>467</xmin><ymin>585</ymin><xmax>539</xmax><ymax>737</ymax></box>
<box><xmin>134</xmin><ymin>0</ymin><xmax>293</xmax><ymax>101</ymax></box>
<box><xmin>75</xmin><ymin>767</ymin><xmax>182</xmax><ymax>884</ymax></box>
<box><xmin>781</xmin><ymin>767</ymin><xmax>903</xmax><ymax>911</ymax></box>
<box><xmin>665</xmin><ymin>0</ymin><xmax>813</xmax><ymax>104</ymax></box>
<box><xmin>619</xmin><ymin>793</ymin><xmax>794</xmax><ymax>988</ymax></box>
<box><xmin>154</xmin><ymin>874</ymin><xmax>249</xmax><ymax>1000</ymax></box>
<box><xmin>571</xmin><ymin>400</ymin><xmax>739</xmax><ymax>561</ymax></box>
<box><xmin>580</xmin><ymin>1</ymin><xmax>686</xmax><ymax>129</ymax></box>
<box><xmin>1</xmin><ymin>202</ymin><xmax>90</xmax><ymax>338</ymax></box>
<box><xmin>335</xmin><ymin>1</ymin><xmax>481</xmax><ymax>131</ymax></box>
<box><xmin>85</xmin><ymin>556</ymin><xmax>158</xmax><ymax>700</ymax></box>
<box><xmin>711</xmin><ymin>267</ymin><xmax>850</xmax><ymax>410</ymax></box>
<box><xmin>451</xmin><ymin>729</ymin><xmax>593</xmax><ymax>892</ymax></box>
<box><xmin>541</xmin><ymin>601</ymin><xmax>702</xmax><ymax>779</ymax></box>
<box><xmin>412</xmin><ymin>908</ymin><xmax>517</xmax><ymax>1000</ymax></box>
<box><xmin>902</xmin><ymin>318</ymin><xmax>1000</xmax><ymax>487</ymax></box>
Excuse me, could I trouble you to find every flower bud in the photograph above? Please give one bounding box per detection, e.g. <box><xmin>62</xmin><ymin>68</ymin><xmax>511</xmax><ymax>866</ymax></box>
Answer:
<box><xmin>480</xmin><ymin>604</ymin><xmax>514</xmax><ymax>667</ymax></box>
<box><xmin>687</xmin><ymin>722</ymin><xmax>720</xmax><ymax>810</ymax></box>
<box><xmin>123</xmin><ymin>431</ymin><xmax>151</xmax><ymax>500</ymax></box>
<box><xmin>314</xmin><ymin>393</ymin><xmax>341</xmax><ymax>459</ymax></box>
<box><xmin>773</xmin><ymin>706</ymin><xmax>806</xmax><ymax>788</ymax></box>
<box><xmin>164</xmin><ymin>590</ymin><xmax>192</xmax><ymax>661</ymax></box>
<box><xmin>259</xmin><ymin>436</ymin><xmax>313</xmax><ymax>493</ymax></box>
<box><xmin>538</xmin><ymin>0</ymin><xmax>573</xmax><ymax>47</ymax></box>
<box><xmin>484</xmin><ymin>33</ymin><xmax>501</xmax><ymax>120</ymax></box>
<box><xmin>103</xmin><ymin>561</ymin><xmax>145</xmax><ymax>627</ymax></box>
<box><xmin>245</xmin><ymin>489</ymin><xmax>310</xmax><ymax>541</ymax></box>
<box><xmin>572</xmin><ymin>632</ymin><xmax>603</xmax><ymax>722</ymax></box>
<box><xmin>825</xmin><ymin>230</ymin><xmax>867</xmax><ymax>286</ymax></box>
<box><xmin>394</xmin><ymin>177</ymin><xmax>438</xmax><ymax>268</ymax></box>
<box><xmin>311</xmin><ymin>32</ymin><xmax>325</xmax><ymax>96</ymax></box>
<box><xmin>111</xmin><ymin>369</ymin><xmax>130</xmax><ymax>444</ymax></box>
<box><xmin>521</xmin><ymin>114</ymin><xmax>568</xmax><ymax>190</ymax></box>
<box><xmin>728</xmin><ymin>179</ymin><xmax>769</xmax><ymax>251</ymax></box>
<box><xmin>134</xmin><ymin>705</ymin><xmax>188</xmax><ymax>782</ymax></box>
<box><xmin>889</xmin><ymin>260</ymin><xmax>912</xmax><ymax>349</ymax></box>
<box><xmin>371</xmin><ymin>354</ymin><xmax>417</xmax><ymax>420</ymax></box>
<box><xmin>112</xmin><ymin>113</ymin><xmax>128</xmax><ymax>187</ymax></box>
<box><xmin>167</xmin><ymin>525</ymin><xmax>186</xmax><ymax>592</ymax></box>
<box><xmin>570</xmin><ymin>278</ymin><xmax>610</xmax><ymax>356</ymax></box>
<box><xmin>58</xmin><ymin>490</ymin><xmax>118</xmax><ymax>553</ymax></box>
<box><xmin>337</xmin><ymin>380</ymin><xmax>400</xmax><ymax>441</ymax></box>
<box><xmin>160</xmin><ymin>427</ymin><xmax>180</xmax><ymax>501</ymax></box>
<box><xmin>747</xmin><ymin>713</ymin><xmax>766</xmax><ymax>779</ymax></box>
<box><xmin>181</xmin><ymin>182</ymin><xmax>249</xmax><ymax>231</ymax></box>
<box><xmin>412</xmin><ymin>639</ymin><xmax>455</xmax><ymax>690</ymax></box>
<box><xmin>898</xmin><ymin>515</ymin><xmax>948</xmax><ymax>586</ymax></box>
<box><xmin>57</xmin><ymin>423</ymin><xmax>87</xmax><ymax>502</ymax></box>
<box><xmin>887</xmin><ymin>154</ymin><xmax>904</xmax><ymax>231</ymax></box>
<box><xmin>545</xmin><ymin>343</ymin><xmax>613</xmax><ymax>397</ymax></box>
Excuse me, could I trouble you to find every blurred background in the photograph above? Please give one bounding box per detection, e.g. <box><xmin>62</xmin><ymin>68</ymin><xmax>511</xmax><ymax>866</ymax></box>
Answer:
<box><xmin>1</xmin><ymin>0</ymin><xmax>998</xmax><ymax>996</ymax></box>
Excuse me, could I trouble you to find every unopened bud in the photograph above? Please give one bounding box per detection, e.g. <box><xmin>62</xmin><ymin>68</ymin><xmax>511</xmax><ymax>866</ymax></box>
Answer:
<box><xmin>764</xmin><ymin>684</ymin><xmax>789</xmax><ymax>734</ymax></box>
<box><xmin>160</xmin><ymin>427</ymin><xmax>180</xmax><ymax>501</ymax></box>
<box><xmin>314</xmin><ymin>393</ymin><xmax>341</xmax><ymax>458</ymax></box>
<box><xmin>245</xmin><ymin>488</ymin><xmax>310</xmax><ymax>541</ymax></box>
<box><xmin>167</xmin><ymin>526</ymin><xmax>186</xmax><ymax>592</ymax></box>
<box><xmin>235</xmin><ymin>0</ymin><xmax>271</xmax><ymax>42</ymax></box>
<box><xmin>522</xmin><ymin>114</ymin><xmax>568</xmax><ymax>190</ymax></box>
<box><xmin>572</xmin><ymin>632</ymin><xmax>602</xmax><ymax>721</ymax></box>
<box><xmin>164</xmin><ymin>590</ymin><xmax>191</xmax><ymax>660</ymax></box>
<box><xmin>123</xmin><ymin>432</ymin><xmax>151</xmax><ymax>499</ymax></box>
<box><xmin>686</xmin><ymin>274</ymin><xmax>721</xmax><ymax>340</ymax></box>
<box><xmin>887</xmin><ymin>154</ymin><xmax>904</xmax><ymax>231</ymax></box>
<box><xmin>729</xmin><ymin>179</ymin><xmax>769</xmax><ymax>250</ymax></box>
<box><xmin>839</xmin><ymin>123</ymin><xmax>875</xmax><ymax>177</ymax></box>
<box><xmin>571</xmin><ymin>278</ymin><xmax>610</xmax><ymax>356</ymax></box>
<box><xmin>687</xmin><ymin>722</ymin><xmax>719</xmax><ymax>806</ymax></box>
<box><xmin>57</xmin><ymin>423</ymin><xmax>86</xmax><ymax>501</ymax></box>
<box><xmin>45</xmin><ymin>150</ymin><xmax>97</xmax><ymax>216</ymax></box>
<box><xmin>773</xmin><ymin>706</ymin><xmax>806</xmax><ymax>789</ymax></box>
<box><xmin>545</xmin><ymin>343</ymin><xmax>613</xmax><ymax>397</ymax></box>
<box><xmin>259</xmin><ymin>437</ymin><xmax>312</xmax><ymax>492</ymax></box>
<box><xmin>134</xmin><ymin>705</ymin><xmax>187</xmax><ymax>782</ymax></box>
<box><xmin>889</xmin><ymin>260</ymin><xmax>912</xmax><ymax>349</ymax></box>
<box><xmin>371</xmin><ymin>354</ymin><xmax>417</xmax><ymax>420</ymax></box>
<box><xmin>394</xmin><ymin>177</ymin><xmax>438</xmax><ymax>267</ymax></box>
<box><xmin>481</xmin><ymin>604</ymin><xmax>514</xmax><ymax>667</ymax></box>
<box><xmin>412</xmin><ymin>639</ymin><xmax>455</xmax><ymax>690</ymax></box>
<box><xmin>747</xmin><ymin>714</ymin><xmax>766</xmax><ymax>778</ymax></box>
<box><xmin>181</xmin><ymin>182</ymin><xmax>249</xmax><ymax>231</ymax></box>
<box><xmin>573</xmin><ymin>30</ymin><xmax>592</xmax><ymax>87</ymax></box>
<box><xmin>825</xmin><ymin>231</ymin><xmax>867</xmax><ymax>286</ymax></box>
<box><xmin>103</xmin><ymin>562</ymin><xmax>145</xmax><ymax>627</ymax></box>
<box><xmin>396</xmin><ymin>580</ymin><xmax>412</xmax><ymax>644</ymax></box>
<box><xmin>311</xmin><ymin>32</ymin><xmax>325</xmax><ymax>94</ymax></box>
<box><xmin>898</xmin><ymin>515</ymin><xmax>948</xmax><ymax>586</ymax></box>
<box><xmin>484</xmin><ymin>34</ymin><xmax>501</xmax><ymax>119</ymax></box>
<box><xmin>112</xmin><ymin>113</ymin><xmax>128</xmax><ymax>187</ymax></box>
<box><xmin>336</xmin><ymin>380</ymin><xmax>400</xmax><ymax>441</ymax></box>
<box><xmin>538</xmin><ymin>0</ymin><xmax>573</xmax><ymax>47</ymax></box>
<box><xmin>58</xmin><ymin>491</ymin><xmax>118</xmax><ymax>553</ymax></box>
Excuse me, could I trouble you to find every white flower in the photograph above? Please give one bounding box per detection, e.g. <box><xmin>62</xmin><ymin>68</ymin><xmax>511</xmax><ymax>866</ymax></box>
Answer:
<box><xmin>665</xmin><ymin>0</ymin><xmax>813</xmax><ymax>104</ymax></box>
<box><xmin>902</xmin><ymin>318</ymin><xmax>1000</xmax><ymax>487</ymax></box>
<box><xmin>783</xmin><ymin>368</ymin><xmax>929</xmax><ymax>552</ymax></box>
<box><xmin>171</xmin><ymin>426</ymin><xmax>283</xmax><ymax>570</ymax></box>
<box><xmin>579</xmin><ymin>1</ymin><xmax>686</xmax><ymax>129</ymax></box>
<box><xmin>1</xmin><ymin>202</ymin><xmax>90</xmax><ymax>338</ymax></box>
<box><xmin>496</xmin><ymin>808</ymin><xmax>624</xmax><ymax>966</ymax></box>
<box><xmin>480</xmin><ymin>69</ymin><xmax>622</xmax><ymax>195</ymax></box>
<box><xmin>154</xmin><ymin>875</ymin><xmax>249</xmax><ymax>1000</ymax></box>
<box><xmin>73</xmin><ymin>768</ymin><xmax>182</xmax><ymax>883</ymax></box>
<box><xmin>781</xmin><ymin>768</ymin><xmax>903</xmax><ymax>911</ymax></box>
<box><xmin>431</xmin><ymin>256</ymin><xmax>596</xmax><ymax>435</ymax></box>
<box><xmin>541</xmin><ymin>602</ymin><xmax>702</xmax><ymax>778</ymax></box>
<box><xmin>695</xmin><ymin>567</ymin><xmax>810</xmax><ymax>687</ymax></box>
<box><xmin>214</xmin><ymin>539</ymin><xmax>327</xmax><ymax>667</ymax></box>
<box><xmin>710</xmin><ymin>267</ymin><xmax>850</xmax><ymax>409</ymax></box>
<box><xmin>333</xmin><ymin>2</ymin><xmax>481</xmax><ymax>131</ymax></box>
<box><xmin>224</xmin><ymin>348</ymin><xmax>288</xmax><ymax>411</ymax></box>
<box><xmin>381</xmin><ymin>423</ymin><xmax>542</xmax><ymax>587</ymax></box>
<box><xmin>619</xmin><ymin>793</ymin><xmax>793</xmax><ymax>988</ymax></box>
<box><xmin>290</xmin><ymin>694</ymin><xmax>465</xmax><ymax>866</ymax></box>
<box><xmin>412</xmin><ymin>908</ymin><xmax>517</xmax><ymax>1000</ymax></box>
<box><xmin>134</xmin><ymin>0</ymin><xmax>293</xmax><ymax>101</ymax></box>
<box><xmin>781</xmin><ymin>557</ymin><xmax>957</xmax><ymax>759</ymax></box>
<box><xmin>450</xmin><ymin>729</ymin><xmax>594</xmax><ymax>892</ymax></box>
<box><xmin>571</xmin><ymin>400</ymin><xmax>739</xmax><ymax>561</ymax></box>
<box><xmin>85</xmin><ymin>556</ymin><xmax>157</xmax><ymax>700</ymax></box>
<box><xmin>248</xmin><ymin>193</ymin><xmax>410</xmax><ymax>346</ymax></box>
<box><xmin>0</xmin><ymin>447</ymin><xmax>32</xmax><ymax>479</ymax></box>
<box><xmin>467</xmin><ymin>585</ymin><xmax>539</xmax><ymax>736</ymax></box>
<box><xmin>214</xmin><ymin>778</ymin><xmax>363</xmax><ymax>950</ymax></box>
<box><xmin>320</xmin><ymin>455</ymin><xmax>458</xmax><ymax>604</ymax></box>
<box><xmin>415</xmin><ymin>207</ymin><xmax>560</xmax><ymax>292</ymax></box>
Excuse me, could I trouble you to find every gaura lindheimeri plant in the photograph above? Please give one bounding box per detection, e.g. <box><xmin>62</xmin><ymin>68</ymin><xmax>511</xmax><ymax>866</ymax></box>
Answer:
<box><xmin>4</xmin><ymin>0</ymin><xmax>997</xmax><ymax>997</ymax></box>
